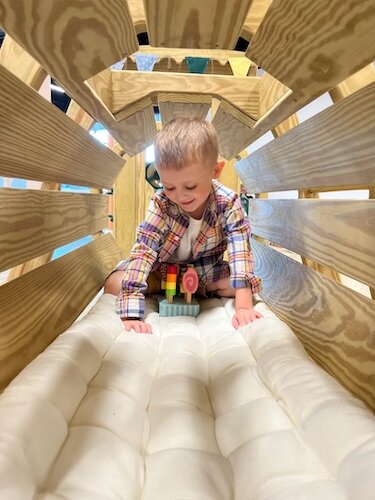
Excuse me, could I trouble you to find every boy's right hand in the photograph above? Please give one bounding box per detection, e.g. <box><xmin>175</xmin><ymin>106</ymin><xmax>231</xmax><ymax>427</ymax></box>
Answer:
<box><xmin>122</xmin><ymin>319</ymin><xmax>153</xmax><ymax>334</ymax></box>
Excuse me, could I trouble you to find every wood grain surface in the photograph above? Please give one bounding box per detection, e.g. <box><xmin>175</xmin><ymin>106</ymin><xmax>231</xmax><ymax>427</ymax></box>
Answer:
<box><xmin>249</xmin><ymin>199</ymin><xmax>375</xmax><ymax>288</ymax></box>
<box><xmin>236</xmin><ymin>82</ymin><xmax>375</xmax><ymax>192</ymax></box>
<box><xmin>248</xmin><ymin>0</ymin><xmax>375</xmax><ymax>98</ymax></box>
<box><xmin>144</xmin><ymin>0</ymin><xmax>253</xmax><ymax>49</ymax></box>
<box><xmin>0</xmin><ymin>234</ymin><xmax>121</xmax><ymax>390</ymax></box>
<box><xmin>252</xmin><ymin>239</ymin><xmax>375</xmax><ymax>411</ymax></box>
<box><xmin>0</xmin><ymin>189</ymin><xmax>108</xmax><ymax>272</ymax></box>
<box><xmin>241</xmin><ymin>0</ymin><xmax>272</xmax><ymax>39</ymax></box>
<box><xmin>158</xmin><ymin>93</ymin><xmax>211</xmax><ymax>125</ymax></box>
<box><xmin>0</xmin><ymin>0</ymin><xmax>138</xmax><ymax>82</ymax></box>
<box><xmin>114</xmin><ymin>153</ymin><xmax>154</xmax><ymax>258</ymax></box>
<box><xmin>0</xmin><ymin>65</ymin><xmax>124</xmax><ymax>189</ymax></box>
<box><xmin>115</xmin><ymin>105</ymin><xmax>157</xmax><ymax>157</ymax></box>
<box><xmin>212</xmin><ymin>101</ymin><xmax>256</xmax><ymax>159</ymax></box>
<box><xmin>112</xmin><ymin>70</ymin><xmax>260</xmax><ymax>119</ymax></box>
<box><xmin>0</xmin><ymin>35</ymin><xmax>47</xmax><ymax>90</ymax></box>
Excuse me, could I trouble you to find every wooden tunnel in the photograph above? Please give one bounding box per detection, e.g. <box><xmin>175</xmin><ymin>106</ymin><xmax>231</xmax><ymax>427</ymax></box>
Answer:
<box><xmin>0</xmin><ymin>0</ymin><xmax>374</xmax><ymax>419</ymax></box>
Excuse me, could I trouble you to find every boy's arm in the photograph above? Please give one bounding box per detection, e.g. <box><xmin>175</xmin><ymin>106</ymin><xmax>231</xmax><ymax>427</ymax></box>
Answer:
<box><xmin>116</xmin><ymin>197</ymin><xmax>167</xmax><ymax>321</ymax></box>
<box><xmin>223</xmin><ymin>195</ymin><xmax>262</xmax><ymax>318</ymax></box>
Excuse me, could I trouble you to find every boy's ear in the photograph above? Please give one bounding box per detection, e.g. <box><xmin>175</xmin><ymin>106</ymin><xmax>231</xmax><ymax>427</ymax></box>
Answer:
<box><xmin>212</xmin><ymin>160</ymin><xmax>225</xmax><ymax>179</ymax></box>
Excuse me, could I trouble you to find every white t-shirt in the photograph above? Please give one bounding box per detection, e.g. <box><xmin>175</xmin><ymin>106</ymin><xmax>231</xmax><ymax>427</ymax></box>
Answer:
<box><xmin>169</xmin><ymin>215</ymin><xmax>203</xmax><ymax>262</ymax></box>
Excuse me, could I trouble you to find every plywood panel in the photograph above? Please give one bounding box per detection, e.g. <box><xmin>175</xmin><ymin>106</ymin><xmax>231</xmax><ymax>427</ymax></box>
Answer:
<box><xmin>112</xmin><ymin>70</ymin><xmax>260</xmax><ymax>119</ymax></box>
<box><xmin>114</xmin><ymin>153</ymin><xmax>154</xmax><ymax>258</ymax></box>
<box><xmin>248</xmin><ymin>0</ymin><xmax>375</xmax><ymax>99</ymax></box>
<box><xmin>115</xmin><ymin>105</ymin><xmax>157</xmax><ymax>157</ymax></box>
<box><xmin>158</xmin><ymin>93</ymin><xmax>211</xmax><ymax>125</ymax></box>
<box><xmin>0</xmin><ymin>234</ymin><xmax>121</xmax><ymax>390</ymax></box>
<box><xmin>144</xmin><ymin>0</ymin><xmax>253</xmax><ymax>49</ymax></box>
<box><xmin>252</xmin><ymin>239</ymin><xmax>375</xmax><ymax>411</ymax></box>
<box><xmin>0</xmin><ymin>65</ymin><xmax>124</xmax><ymax>188</ymax></box>
<box><xmin>236</xmin><ymin>82</ymin><xmax>375</xmax><ymax>193</ymax></box>
<box><xmin>0</xmin><ymin>35</ymin><xmax>47</xmax><ymax>90</ymax></box>
<box><xmin>249</xmin><ymin>199</ymin><xmax>375</xmax><ymax>288</ymax></box>
<box><xmin>0</xmin><ymin>0</ymin><xmax>138</xmax><ymax>82</ymax></box>
<box><xmin>66</xmin><ymin>100</ymin><xmax>95</xmax><ymax>131</ymax></box>
<box><xmin>0</xmin><ymin>189</ymin><xmax>108</xmax><ymax>273</ymax></box>
<box><xmin>213</xmin><ymin>102</ymin><xmax>256</xmax><ymax>159</ymax></box>
<box><xmin>241</xmin><ymin>0</ymin><xmax>272</xmax><ymax>39</ymax></box>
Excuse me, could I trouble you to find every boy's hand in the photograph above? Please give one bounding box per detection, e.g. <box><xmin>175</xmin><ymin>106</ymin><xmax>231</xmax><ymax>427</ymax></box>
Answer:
<box><xmin>122</xmin><ymin>319</ymin><xmax>153</xmax><ymax>334</ymax></box>
<box><xmin>232</xmin><ymin>307</ymin><xmax>263</xmax><ymax>330</ymax></box>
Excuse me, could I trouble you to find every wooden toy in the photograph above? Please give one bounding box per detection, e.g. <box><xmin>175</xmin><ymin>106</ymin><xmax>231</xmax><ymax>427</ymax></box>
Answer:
<box><xmin>159</xmin><ymin>264</ymin><xmax>200</xmax><ymax>317</ymax></box>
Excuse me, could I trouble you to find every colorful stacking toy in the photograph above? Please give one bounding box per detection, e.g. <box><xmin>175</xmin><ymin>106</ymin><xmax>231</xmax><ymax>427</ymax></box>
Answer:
<box><xmin>159</xmin><ymin>264</ymin><xmax>200</xmax><ymax>317</ymax></box>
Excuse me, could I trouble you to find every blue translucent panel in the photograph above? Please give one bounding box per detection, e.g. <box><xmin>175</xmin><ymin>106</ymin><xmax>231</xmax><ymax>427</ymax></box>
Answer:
<box><xmin>0</xmin><ymin>177</ymin><xmax>3</xmax><ymax>187</ymax></box>
<box><xmin>52</xmin><ymin>235</ymin><xmax>93</xmax><ymax>260</ymax></box>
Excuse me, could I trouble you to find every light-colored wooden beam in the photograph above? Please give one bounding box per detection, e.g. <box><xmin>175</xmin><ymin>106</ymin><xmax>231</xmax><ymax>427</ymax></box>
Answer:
<box><xmin>252</xmin><ymin>239</ymin><xmax>375</xmax><ymax>412</ymax></box>
<box><xmin>158</xmin><ymin>93</ymin><xmax>211</xmax><ymax>125</ymax></box>
<box><xmin>248</xmin><ymin>0</ymin><xmax>375</xmax><ymax>98</ymax></box>
<box><xmin>144</xmin><ymin>0</ymin><xmax>254</xmax><ymax>49</ymax></box>
<box><xmin>0</xmin><ymin>190</ymin><xmax>108</xmax><ymax>273</ymax></box>
<box><xmin>240</xmin><ymin>0</ymin><xmax>273</xmax><ymax>40</ymax></box>
<box><xmin>66</xmin><ymin>100</ymin><xmax>95</xmax><ymax>131</ymax></box>
<box><xmin>330</xmin><ymin>64</ymin><xmax>375</xmax><ymax>102</ymax></box>
<box><xmin>0</xmin><ymin>234</ymin><xmax>121</xmax><ymax>391</ymax></box>
<box><xmin>111</xmin><ymin>70</ymin><xmax>260</xmax><ymax>120</ymax></box>
<box><xmin>114</xmin><ymin>153</ymin><xmax>154</xmax><ymax>258</ymax></box>
<box><xmin>249</xmin><ymin>199</ymin><xmax>374</xmax><ymax>288</ymax></box>
<box><xmin>236</xmin><ymin>82</ymin><xmax>375</xmax><ymax>193</ymax></box>
<box><xmin>0</xmin><ymin>65</ymin><xmax>124</xmax><ymax>189</ymax></box>
<box><xmin>0</xmin><ymin>0</ymin><xmax>138</xmax><ymax>82</ymax></box>
<box><xmin>0</xmin><ymin>34</ymin><xmax>47</xmax><ymax>90</ymax></box>
<box><xmin>212</xmin><ymin>101</ymin><xmax>256</xmax><ymax>159</ymax></box>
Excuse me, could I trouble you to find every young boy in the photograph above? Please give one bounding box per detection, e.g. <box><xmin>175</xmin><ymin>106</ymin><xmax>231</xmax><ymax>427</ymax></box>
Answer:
<box><xmin>105</xmin><ymin>118</ymin><xmax>263</xmax><ymax>333</ymax></box>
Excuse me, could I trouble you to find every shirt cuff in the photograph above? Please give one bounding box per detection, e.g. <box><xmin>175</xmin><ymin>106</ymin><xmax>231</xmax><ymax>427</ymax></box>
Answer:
<box><xmin>115</xmin><ymin>291</ymin><xmax>145</xmax><ymax>320</ymax></box>
<box><xmin>230</xmin><ymin>273</ymin><xmax>263</xmax><ymax>294</ymax></box>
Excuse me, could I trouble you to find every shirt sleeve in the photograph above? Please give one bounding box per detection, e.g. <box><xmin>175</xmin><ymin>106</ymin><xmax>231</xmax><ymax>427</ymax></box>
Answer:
<box><xmin>223</xmin><ymin>194</ymin><xmax>262</xmax><ymax>293</ymax></box>
<box><xmin>115</xmin><ymin>196</ymin><xmax>167</xmax><ymax>320</ymax></box>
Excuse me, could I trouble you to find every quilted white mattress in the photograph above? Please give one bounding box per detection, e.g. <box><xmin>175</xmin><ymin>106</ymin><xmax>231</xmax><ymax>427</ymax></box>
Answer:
<box><xmin>0</xmin><ymin>294</ymin><xmax>374</xmax><ymax>499</ymax></box>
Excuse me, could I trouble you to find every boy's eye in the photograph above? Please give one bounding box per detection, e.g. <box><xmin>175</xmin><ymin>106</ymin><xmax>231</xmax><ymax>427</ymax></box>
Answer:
<box><xmin>164</xmin><ymin>187</ymin><xmax>174</xmax><ymax>191</ymax></box>
<box><xmin>186</xmin><ymin>185</ymin><xmax>197</xmax><ymax>190</ymax></box>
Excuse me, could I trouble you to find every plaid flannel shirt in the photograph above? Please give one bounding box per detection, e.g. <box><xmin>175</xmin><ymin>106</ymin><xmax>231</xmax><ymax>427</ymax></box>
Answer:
<box><xmin>115</xmin><ymin>180</ymin><xmax>262</xmax><ymax>319</ymax></box>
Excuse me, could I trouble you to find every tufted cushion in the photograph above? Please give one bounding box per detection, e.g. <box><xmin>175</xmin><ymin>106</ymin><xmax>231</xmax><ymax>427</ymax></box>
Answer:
<box><xmin>0</xmin><ymin>293</ymin><xmax>374</xmax><ymax>499</ymax></box>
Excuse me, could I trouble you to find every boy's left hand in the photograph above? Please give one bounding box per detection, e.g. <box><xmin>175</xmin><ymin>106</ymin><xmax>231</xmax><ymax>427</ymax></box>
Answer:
<box><xmin>232</xmin><ymin>307</ymin><xmax>263</xmax><ymax>329</ymax></box>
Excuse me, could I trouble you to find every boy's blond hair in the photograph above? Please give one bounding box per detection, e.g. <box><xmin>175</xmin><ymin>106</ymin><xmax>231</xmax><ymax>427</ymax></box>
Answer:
<box><xmin>155</xmin><ymin>118</ymin><xmax>218</xmax><ymax>170</ymax></box>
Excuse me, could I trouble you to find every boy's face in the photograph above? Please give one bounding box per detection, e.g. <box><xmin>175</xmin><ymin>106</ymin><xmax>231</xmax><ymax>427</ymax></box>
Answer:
<box><xmin>158</xmin><ymin>160</ymin><xmax>224</xmax><ymax>219</ymax></box>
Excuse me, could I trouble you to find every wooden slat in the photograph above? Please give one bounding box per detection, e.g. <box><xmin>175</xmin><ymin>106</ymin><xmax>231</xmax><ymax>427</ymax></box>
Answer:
<box><xmin>241</xmin><ymin>0</ymin><xmax>272</xmax><ymax>40</ymax></box>
<box><xmin>0</xmin><ymin>189</ymin><xmax>108</xmax><ymax>273</ymax></box>
<box><xmin>158</xmin><ymin>93</ymin><xmax>211</xmax><ymax>125</ymax></box>
<box><xmin>115</xmin><ymin>105</ymin><xmax>157</xmax><ymax>157</ymax></box>
<box><xmin>252</xmin><ymin>239</ymin><xmax>375</xmax><ymax>411</ymax></box>
<box><xmin>66</xmin><ymin>100</ymin><xmax>95</xmax><ymax>131</ymax></box>
<box><xmin>114</xmin><ymin>153</ymin><xmax>154</xmax><ymax>258</ymax></box>
<box><xmin>259</xmin><ymin>72</ymin><xmax>290</xmax><ymax>117</ymax></box>
<box><xmin>0</xmin><ymin>35</ymin><xmax>47</xmax><ymax>90</ymax></box>
<box><xmin>212</xmin><ymin>101</ymin><xmax>256</xmax><ymax>159</ymax></box>
<box><xmin>330</xmin><ymin>64</ymin><xmax>375</xmax><ymax>103</ymax></box>
<box><xmin>127</xmin><ymin>0</ymin><xmax>147</xmax><ymax>34</ymax></box>
<box><xmin>236</xmin><ymin>82</ymin><xmax>375</xmax><ymax>193</ymax></box>
<box><xmin>0</xmin><ymin>234</ymin><xmax>121</xmax><ymax>390</ymax></box>
<box><xmin>144</xmin><ymin>0</ymin><xmax>254</xmax><ymax>49</ymax></box>
<box><xmin>247</xmin><ymin>0</ymin><xmax>375</xmax><ymax>100</ymax></box>
<box><xmin>111</xmin><ymin>70</ymin><xmax>260</xmax><ymax>120</ymax></box>
<box><xmin>0</xmin><ymin>0</ymin><xmax>138</xmax><ymax>82</ymax></box>
<box><xmin>249</xmin><ymin>199</ymin><xmax>375</xmax><ymax>288</ymax></box>
<box><xmin>0</xmin><ymin>65</ymin><xmax>124</xmax><ymax>189</ymax></box>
